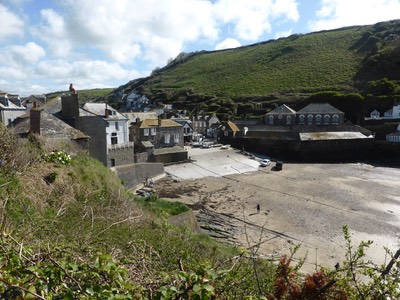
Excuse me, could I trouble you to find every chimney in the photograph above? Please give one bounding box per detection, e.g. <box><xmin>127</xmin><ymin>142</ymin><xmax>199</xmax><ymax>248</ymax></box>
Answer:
<box><xmin>30</xmin><ymin>107</ymin><xmax>42</xmax><ymax>134</ymax></box>
<box><xmin>105</xmin><ymin>104</ymin><xmax>109</xmax><ymax>118</ymax></box>
<box><xmin>61</xmin><ymin>94</ymin><xmax>79</xmax><ymax>119</ymax></box>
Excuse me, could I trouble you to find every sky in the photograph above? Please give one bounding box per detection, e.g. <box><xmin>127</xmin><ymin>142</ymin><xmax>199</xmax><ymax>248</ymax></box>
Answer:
<box><xmin>0</xmin><ymin>0</ymin><xmax>399</xmax><ymax>96</ymax></box>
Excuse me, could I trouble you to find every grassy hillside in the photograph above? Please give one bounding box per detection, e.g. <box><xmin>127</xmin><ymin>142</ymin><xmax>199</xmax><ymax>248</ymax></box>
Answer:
<box><xmin>112</xmin><ymin>20</ymin><xmax>400</xmax><ymax>119</ymax></box>
<box><xmin>46</xmin><ymin>88</ymin><xmax>113</xmax><ymax>104</ymax></box>
<box><xmin>149</xmin><ymin>28</ymin><xmax>362</xmax><ymax>96</ymax></box>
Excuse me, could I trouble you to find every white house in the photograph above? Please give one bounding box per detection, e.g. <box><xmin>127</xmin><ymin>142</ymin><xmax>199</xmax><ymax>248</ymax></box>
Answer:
<box><xmin>384</xmin><ymin>104</ymin><xmax>400</xmax><ymax>119</ymax></box>
<box><xmin>386</xmin><ymin>124</ymin><xmax>400</xmax><ymax>143</ymax></box>
<box><xmin>369</xmin><ymin>110</ymin><xmax>380</xmax><ymax>119</ymax></box>
<box><xmin>82</xmin><ymin>103</ymin><xmax>130</xmax><ymax>147</ymax></box>
<box><xmin>365</xmin><ymin>104</ymin><xmax>400</xmax><ymax>121</ymax></box>
<box><xmin>0</xmin><ymin>93</ymin><xmax>26</xmax><ymax>126</ymax></box>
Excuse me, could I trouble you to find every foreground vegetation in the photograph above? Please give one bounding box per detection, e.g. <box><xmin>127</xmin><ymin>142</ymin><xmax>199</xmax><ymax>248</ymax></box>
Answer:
<box><xmin>1</xmin><ymin>123</ymin><xmax>400</xmax><ymax>299</ymax></box>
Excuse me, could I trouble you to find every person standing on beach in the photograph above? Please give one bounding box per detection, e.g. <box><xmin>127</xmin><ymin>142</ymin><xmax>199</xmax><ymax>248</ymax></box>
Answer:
<box><xmin>257</xmin><ymin>204</ymin><xmax>260</xmax><ymax>213</ymax></box>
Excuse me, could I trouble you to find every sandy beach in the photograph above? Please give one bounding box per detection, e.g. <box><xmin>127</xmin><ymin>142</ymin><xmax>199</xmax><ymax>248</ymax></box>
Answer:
<box><xmin>155</xmin><ymin>147</ymin><xmax>400</xmax><ymax>273</ymax></box>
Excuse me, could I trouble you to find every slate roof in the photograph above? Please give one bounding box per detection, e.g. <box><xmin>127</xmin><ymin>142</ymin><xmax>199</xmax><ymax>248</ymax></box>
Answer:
<box><xmin>0</xmin><ymin>101</ymin><xmax>26</xmax><ymax>110</ymax></box>
<box><xmin>123</xmin><ymin>112</ymin><xmax>158</xmax><ymax>123</ymax></box>
<box><xmin>297</xmin><ymin>103</ymin><xmax>343</xmax><ymax>114</ymax></box>
<box><xmin>82</xmin><ymin>103</ymin><xmax>127</xmax><ymax>120</ymax></box>
<box><xmin>267</xmin><ymin>104</ymin><xmax>296</xmax><ymax>115</ymax></box>
<box><xmin>139</xmin><ymin>119</ymin><xmax>182</xmax><ymax>128</ymax></box>
<box><xmin>11</xmin><ymin>109</ymin><xmax>89</xmax><ymax>140</ymax></box>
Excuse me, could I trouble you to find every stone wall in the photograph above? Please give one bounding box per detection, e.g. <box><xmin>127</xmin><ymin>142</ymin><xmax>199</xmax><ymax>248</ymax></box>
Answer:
<box><xmin>135</xmin><ymin>152</ymin><xmax>149</xmax><ymax>163</ymax></box>
<box><xmin>107</xmin><ymin>146</ymin><xmax>135</xmax><ymax>167</ymax></box>
<box><xmin>149</xmin><ymin>152</ymin><xmax>188</xmax><ymax>164</ymax></box>
<box><xmin>114</xmin><ymin>162</ymin><xmax>164</xmax><ymax>190</ymax></box>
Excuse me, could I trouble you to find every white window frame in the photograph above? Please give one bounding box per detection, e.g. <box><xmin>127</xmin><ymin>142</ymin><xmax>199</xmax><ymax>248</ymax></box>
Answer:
<box><xmin>143</xmin><ymin>128</ymin><xmax>149</xmax><ymax>136</ymax></box>
<box><xmin>164</xmin><ymin>133</ymin><xmax>170</xmax><ymax>143</ymax></box>
<box><xmin>332</xmin><ymin>115</ymin><xmax>339</xmax><ymax>124</ymax></box>
<box><xmin>150</xmin><ymin>128</ymin><xmax>156</xmax><ymax>136</ymax></box>
<box><xmin>307</xmin><ymin>114</ymin><xmax>313</xmax><ymax>125</ymax></box>
<box><xmin>316</xmin><ymin>115</ymin><xmax>322</xmax><ymax>125</ymax></box>
<box><xmin>269</xmin><ymin>115</ymin><xmax>274</xmax><ymax>125</ymax></box>
<box><xmin>174</xmin><ymin>133</ymin><xmax>179</xmax><ymax>143</ymax></box>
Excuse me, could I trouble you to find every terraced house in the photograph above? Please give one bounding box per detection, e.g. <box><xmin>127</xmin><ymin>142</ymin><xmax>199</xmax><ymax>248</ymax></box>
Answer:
<box><xmin>130</xmin><ymin>118</ymin><xmax>187</xmax><ymax>164</ymax></box>
<box><xmin>0</xmin><ymin>93</ymin><xmax>26</xmax><ymax>126</ymax></box>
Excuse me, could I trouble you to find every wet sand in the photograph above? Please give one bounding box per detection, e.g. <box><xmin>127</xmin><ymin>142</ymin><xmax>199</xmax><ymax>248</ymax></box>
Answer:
<box><xmin>155</xmin><ymin>148</ymin><xmax>400</xmax><ymax>273</ymax></box>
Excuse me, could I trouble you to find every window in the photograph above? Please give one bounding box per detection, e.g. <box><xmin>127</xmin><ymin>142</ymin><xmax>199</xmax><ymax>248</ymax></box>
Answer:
<box><xmin>174</xmin><ymin>133</ymin><xmax>179</xmax><ymax>143</ymax></box>
<box><xmin>299</xmin><ymin>115</ymin><xmax>305</xmax><ymax>124</ymax></box>
<box><xmin>143</xmin><ymin>128</ymin><xmax>149</xmax><ymax>136</ymax></box>
<box><xmin>150</xmin><ymin>128</ymin><xmax>156</xmax><ymax>136</ymax></box>
<box><xmin>110</xmin><ymin>158</ymin><xmax>116</xmax><ymax>167</ymax></box>
<box><xmin>164</xmin><ymin>133</ymin><xmax>170</xmax><ymax>143</ymax></box>
<box><xmin>316</xmin><ymin>115</ymin><xmax>322</xmax><ymax>125</ymax></box>
<box><xmin>307</xmin><ymin>115</ymin><xmax>313</xmax><ymax>125</ymax></box>
<box><xmin>332</xmin><ymin>115</ymin><xmax>339</xmax><ymax>124</ymax></box>
<box><xmin>269</xmin><ymin>115</ymin><xmax>274</xmax><ymax>125</ymax></box>
<box><xmin>324</xmin><ymin>115</ymin><xmax>330</xmax><ymax>124</ymax></box>
<box><xmin>286</xmin><ymin>115</ymin><xmax>291</xmax><ymax>125</ymax></box>
<box><xmin>115</xmin><ymin>122</ymin><xmax>119</xmax><ymax>131</ymax></box>
<box><xmin>111</xmin><ymin>133</ymin><xmax>118</xmax><ymax>145</ymax></box>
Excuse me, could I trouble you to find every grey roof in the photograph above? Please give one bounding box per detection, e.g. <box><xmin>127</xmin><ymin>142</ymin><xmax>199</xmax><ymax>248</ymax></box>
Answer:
<box><xmin>83</xmin><ymin>103</ymin><xmax>128</xmax><ymax>120</ymax></box>
<box><xmin>387</xmin><ymin>132</ymin><xmax>400</xmax><ymax>137</ymax></box>
<box><xmin>267</xmin><ymin>104</ymin><xmax>296</xmax><ymax>115</ymax></box>
<box><xmin>0</xmin><ymin>101</ymin><xmax>26</xmax><ymax>110</ymax></box>
<box><xmin>123</xmin><ymin>112</ymin><xmax>158</xmax><ymax>122</ymax></box>
<box><xmin>297</xmin><ymin>103</ymin><xmax>343</xmax><ymax>114</ymax></box>
<box><xmin>11</xmin><ymin>110</ymin><xmax>89</xmax><ymax>140</ymax></box>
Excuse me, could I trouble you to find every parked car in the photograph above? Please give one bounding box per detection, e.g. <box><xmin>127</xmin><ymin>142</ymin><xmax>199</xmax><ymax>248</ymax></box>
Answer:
<box><xmin>260</xmin><ymin>159</ymin><xmax>271</xmax><ymax>167</ymax></box>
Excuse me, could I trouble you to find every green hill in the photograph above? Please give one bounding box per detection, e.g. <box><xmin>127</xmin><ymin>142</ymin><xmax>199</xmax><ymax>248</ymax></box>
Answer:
<box><xmin>112</xmin><ymin>20</ymin><xmax>400</xmax><ymax>120</ymax></box>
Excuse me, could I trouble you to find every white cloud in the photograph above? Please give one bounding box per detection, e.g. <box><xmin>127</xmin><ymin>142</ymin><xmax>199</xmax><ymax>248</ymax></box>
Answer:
<box><xmin>272</xmin><ymin>0</ymin><xmax>300</xmax><ymax>21</ymax></box>
<box><xmin>275</xmin><ymin>29</ymin><xmax>293</xmax><ymax>39</ymax></box>
<box><xmin>0</xmin><ymin>66</ymin><xmax>27</xmax><ymax>80</ymax></box>
<box><xmin>0</xmin><ymin>42</ymin><xmax>45</xmax><ymax>66</ymax></box>
<box><xmin>310</xmin><ymin>0</ymin><xmax>400</xmax><ymax>31</ymax></box>
<box><xmin>0</xmin><ymin>3</ymin><xmax>24</xmax><ymax>40</ymax></box>
<box><xmin>51</xmin><ymin>0</ymin><xmax>218</xmax><ymax>67</ymax></box>
<box><xmin>32</xmin><ymin>9</ymin><xmax>72</xmax><ymax>57</ymax></box>
<box><xmin>213</xmin><ymin>0</ymin><xmax>299</xmax><ymax>40</ymax></box>
<box><xmin>215</xmin><ymin>38</ymin><xmax>242</xmax><ymax>50</ymax></box>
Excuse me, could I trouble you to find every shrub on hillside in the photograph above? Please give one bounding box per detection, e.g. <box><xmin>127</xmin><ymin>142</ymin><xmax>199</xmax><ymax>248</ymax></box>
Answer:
<box><xmin>0</xmin><ymin>124</ymin><xmax>38</xmax><ymax>174</ymax></box>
